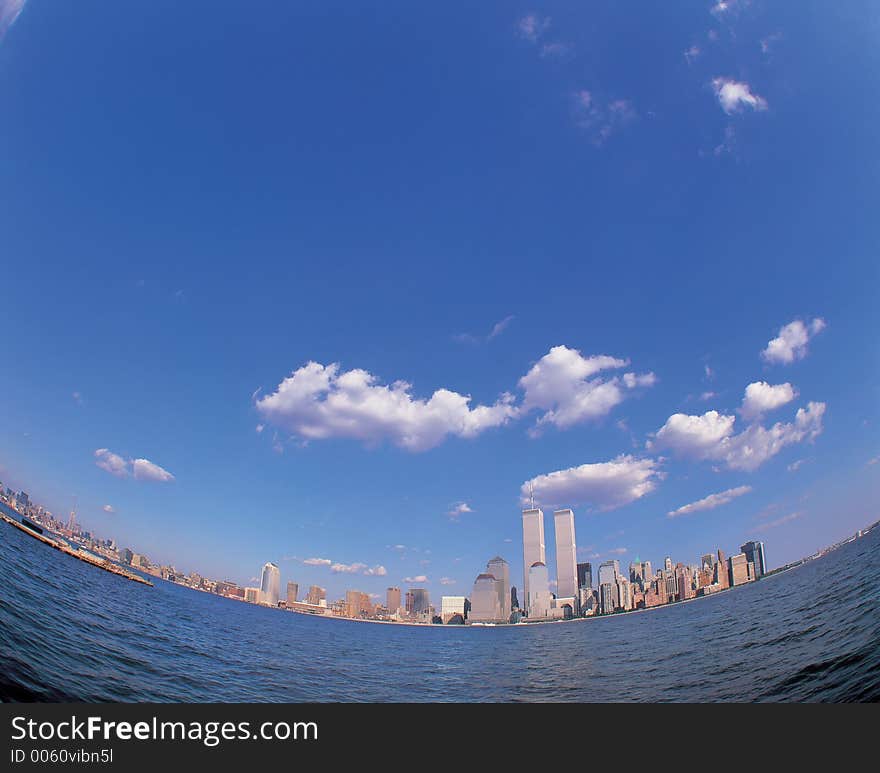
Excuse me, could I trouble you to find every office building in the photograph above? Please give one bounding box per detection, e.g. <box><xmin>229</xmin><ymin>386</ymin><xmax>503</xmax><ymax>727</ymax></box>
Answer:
<box><xmin>470</xmin><ymin>573</ymin><xmax>503</xmax><ymax>622</ymax></box>
<box><xmin>386</xmin><ymin>586</ymin><xmax>402</xmax><ymax>614</ymax></box>
<box><xmin>527</xmin><ymin>561</ymin><xmax>552</xmax><ymax>619</ymax></box>
<box><xmin>522</xmin><ymin>508</ymin><xmax>546</xmax><ymax>614</ymax></box>
<box><xmin>597</xmin><ymin>560</ymin><xmax>620</xmax><ymax>587</ymax></box>
<box><xmin>286</xmin><ymin>581</ymin><xmax>299</xmax><ymax>605</ymax></box>
<box><xmin>486</xmin><ymin>556</ymin><xmax>511</xmax><ymax>620</ymax></box>
<box><xmin>260</xmin><ymin>562</ymin><xmax>281</xmax><ymax>606</ymax></box>
<box><xmin>577</xmin><ymin>562</ymin><xmax>593</xmax><ymax>591</ymax></box>
<box><xmin>599</xmin><ymin>582</ymin><xmax>618</xmax><ymax>615</ymax></box>
<box><xmin>740</xmin><ymin>541</ymin><xmax>766</xmax><ymax>578</ymax></box>
<box><xmin>441</xmin><ymin>596</ymin><xmax>468</xmax><ymax>624</ymax></box>
<box><xmin>729</xmin><ymin>553</ymin><xmax>753</xmax><ymax>586</ymax></box>
<box><xmin>554</xmin><ymin>509</ymin><xmax>578</xmax><ymax>600</ymax></box>
<box><xmin>511</xmin><ymin>586</ymin><xmax>519</xmax><ymax>610</ymax></box>
<box><xmin>306</xmin><ymin>585</ymin><xmax>326</xmax><ymax>606</ymax></box>
<box><xmin>245</xmin><ymin>587</ymin><xmax>260</xmax><ymax>604</ymax></box>
<box><xmin>409</xmin><ymin>588</ymin><xmax>430</xmax><ymax>616</ymax></box>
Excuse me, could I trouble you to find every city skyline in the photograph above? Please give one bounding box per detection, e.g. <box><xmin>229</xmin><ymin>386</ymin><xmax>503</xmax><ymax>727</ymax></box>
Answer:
<box><xmin>1</xmin><ymin>2</ymin><xmax>878</xmax><ymax>602</ymax></box>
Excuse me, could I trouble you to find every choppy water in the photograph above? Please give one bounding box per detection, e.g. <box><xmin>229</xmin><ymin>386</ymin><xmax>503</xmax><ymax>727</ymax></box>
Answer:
<box><xmin>1</xmin><ymin>521</ymin><xmax>878</xmax><ymax>702</ymax></box>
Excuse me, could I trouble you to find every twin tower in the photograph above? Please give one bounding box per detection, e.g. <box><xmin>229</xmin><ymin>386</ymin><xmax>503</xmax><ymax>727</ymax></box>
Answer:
<box><xmin>522</xmin><ymin>508</ymin><xmax>578</xmax><ymax>619</ymax></box>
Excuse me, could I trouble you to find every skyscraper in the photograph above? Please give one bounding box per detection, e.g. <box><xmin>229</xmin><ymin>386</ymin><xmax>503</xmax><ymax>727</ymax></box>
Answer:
<box><xmin>577</xmin><ymin>562</ymin><xmax>592</xmax><ymax>590</ymax></box>
<box><xmin>527</xmin><ymin>562</ymin><xmax>552</xmax><ymax>619</ymax></box>
<box><xmin>486</xmin><ymin>556</ymin><xmax>510</xmax><ymax>620</ymax></box>
<box><xmin>522</xmin><ymin>508</ymin><xmax>545</xmax><ymax>613</ymax></box>
<box><xmin>260</xmin><ymin>562</ymin><xmax>281</xmax><ymax>606</ymax></box>
<box><xmin>386</xmin><ymin>586</ymin><xmax>402</xmax><ymax>614</ymax></box>
<box><xmin>286</xmin><ymin>581</ymin><xmax>299</xmax><ymax>605</ymax></box>
<box><xmin>597</xmin><ymin>560</ymin><xmax>620</xmax><ymax>587</ymax></box>
<box><xmin>306</xmin><ymin>584</ymin><xmax>326</xmax><ymax>606</ymax></box>
<box><xmin>469</xmin><ymin>573</ymin><xmax>503</xmax><ymax>622</ymax></box>
<box><xmin>510</xmin><ymin>586</ymin><xmax>519</xmax><ymax>610</ymax></box>
<box><xmin>409</xmin><ymin>588</ymin><xmax>430</xmax><ymax>615</ymax></box>
<box><xmin>554</xmin><ymin>509</ymin><xmax>578</xmax><ymax>600</ymax></box>
<box><xmin>740</xmin><ymin>541</ymin><xmax>766</xmax><ymax>578</ymax></box>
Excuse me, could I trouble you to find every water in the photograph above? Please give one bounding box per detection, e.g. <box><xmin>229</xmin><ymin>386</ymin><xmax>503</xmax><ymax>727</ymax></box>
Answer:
<box><xmin>1</xmin><ymin>522</ymin><xmax>878</xmax><ymax>702</ymax></box>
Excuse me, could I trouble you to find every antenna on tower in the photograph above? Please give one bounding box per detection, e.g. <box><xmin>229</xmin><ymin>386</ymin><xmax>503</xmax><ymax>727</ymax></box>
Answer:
<box><xmin>528</xmin><ymin>481</ymin><xmax>535</xmax><ymax>510</ymax></box>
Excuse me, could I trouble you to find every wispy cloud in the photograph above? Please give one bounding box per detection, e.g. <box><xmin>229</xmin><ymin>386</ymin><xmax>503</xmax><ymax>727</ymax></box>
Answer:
<box><xmin>755</xmin><ymin>511</ymin><xmax>803</xmax><ymax>533</ymax></box>
<box><xmin>0</xmin><ymin>0</ymin><xmax>26</xmax><ymax>40</ymax></box>
<box><xmin>447</xmin><ymin>502</ymin><xmax>473</xmax><ymax>521</ymax></box>
<box><xmin>102</xmin><ymin>504</ymin><xmax>115</xmax><ymax>514</ymax></box>
<box><xmin>712</xmin><ymin>78</ymin><xmax>767</xmax><ymax>114</ymax></box>
<box><xmin>300</xmin><ymin>556</ymin><xmax>386</xmax><ymax>576</ymax></box>
<box><xmin>667</xmin><ymin>485</ymin><xmax>752</xmax><ymax>518</ymax></box>
<box><xmin>573</xmin><ymin>90</ymin><xmax>637</xmax><ymax>144</ymax></box>
<box><xmin>454</xmin><ymin>314</ymin><xmax>515</xmax><ymax>345</ymax></box>
<box><xmin>403</xmin><ymin>575</ymin><xmax>428</xmax><ymax>584</ymax></box>
<box><xmin>517</xmin><ymin>13</ymin><xmax>550</xmax><ymax>42</ymax></box>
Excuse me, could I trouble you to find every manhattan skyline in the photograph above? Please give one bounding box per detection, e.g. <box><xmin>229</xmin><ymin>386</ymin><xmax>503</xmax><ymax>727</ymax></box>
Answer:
<box><xmin>1</xmin><ymin>1</ymin><xmax>878</xmax><ymax>602</ymax></box>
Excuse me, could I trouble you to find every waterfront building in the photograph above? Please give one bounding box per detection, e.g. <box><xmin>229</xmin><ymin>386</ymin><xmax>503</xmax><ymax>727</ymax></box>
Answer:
<box><xmin>510</xmin><ymin>586</ymin><xmax>519</xmax><ymax>610</ymax></box>
<box><xmin>244</xmin><ymin>586</ymin><xmax>260</xmax><ymax>604</ymax></box>
<box><xmin>701</xmin><ymin>553</ymin><xmax>714</xmax><ymax>572</ymax></box>
<box><xmin>664</xmin><ymin>556</ymin><xmax>673</xmax><ymax>572</ymax></box>
<box><xmin>306</xmin><ymin>585</ymin><xmax>326</xmax><ymax>606</ymax></box>
<box><xmin>286</xmin><ymin>581</ymin><xmax>299</xmax><ymax>606</ymax></box>
<box><xmin>577</xmin><ymin>561</ymin><xmax>593</xmax><ymax>591</ymax></box>
<box><xmin>260</xmin><ymin>562</ymin><xmax>281</xmax><ymax>606</ymax></box>
<box><xmin>616</xmin><ymin>577</ymin><xmax>632</xmax><ymax>611</ymax></box>
<box><xmin>643</xmin><ymin>560</ymin><xmax>653</xmax><ymax>581</ymax></box>
<box><xmin>629</xmin><ymin>560</ymin><xmax>643</xmax><ymax>584</ymax></box>
<box><xmin>522</xmin><ymin>508</ymin><xmax>546</xmax><ymax>614</ymax></box>
<box><xmin>729</xmin><ymin>553</ymin><xmax>753</xmax><ymax>586</ymax></box>
<box><xmin>486</xmin><ymin>556</ymin><xmax>511</xmax><ymax>620</ymax></box>
<box><xmin>386</xmin><ymin>586</ymin><xmax>402</xmax><ymax>614</ymax></box>
<box><xmin>121</xmin><ymin>548</ymin><xmax>133</xmax><ymax>565</ymax></box>
<box><xmin>409</xmin><ymin>588</ymin><xmax>430</xmax><ymax>616</ymax></box>
<box><xmin>470</xmin><ymin>573</ymin><xmax>503</xmax><ymax>622</ymax></box>
<box><xmin>599</xmin><ymin>582</ymin><xmax>618</xmax><ymax>614</ymax></box>
<box><xmin>553</xmin><ymin>509</ymin><xmax>578</xmax><ymax>600</ymax></box>
<box><xmin>441</xmin><ymin>595</ymin><xmax>468</xmax><ymax>624</ymax></box>
<box><xmin>527</xmin><ymin>562</ymin><xmax>553</xmax><ymax>619</ymax></box>
<box><xmin>740</xmin><ymin>540</ymin><xmax>767</xmax><ymax>578</ymax></box>
<box><xmin>597</xmin><ymin>559</ymin><xmax>620</xmax><ymax>587</ymax></box>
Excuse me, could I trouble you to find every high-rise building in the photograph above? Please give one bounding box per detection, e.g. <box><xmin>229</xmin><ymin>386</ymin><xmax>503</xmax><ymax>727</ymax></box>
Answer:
<box><xmin>286</xmin><ymin>581</ymin><xmax>299</xmax><ymax>605</ymax></box>
<box><xmin>306</xmin><ymin>585</ymin><xmax>326</xmax><ymax>606</ymax></box>
<box><xmin>245</xmin><ymin>587</ymin><xmax>260</xmax><ymax>604</ymax></box>
<box><xmin>260</xmin><ymin>562</ymin><xmax>281</xmax><ymax>606</ymax></box>
<box><xmin>345</xmin><ymin>590</ymin><xmax>371</xmax><ymax>618</ymax></box>
<box><xmin>664</xmin><ymin>556</ymin><xmax>673</xmax><ymax>572</ymax></box>
<box><xmin>527</xmin><ymin>562</ymin><xmax>552</xmax><ymax>619</ymax></box>
<box><xmin>386</xmin><ymin>586</ymin><xmax>402</xmax><ymax>614</ymax></box>
<box><xmin>511</xmin><ymin>586</ymin><xmax>519</xmax><ymax>610</ymax></box>
<box><xmin>740</xmin><ymin>541</ymin><xmax>766</xmax><ymax>578</ymax></box>
<box><xmin>577</xmin><ymin>562</ymin><xmax>593</xmax><ymax>590</ymax></box>
<box><xmin>616</xmin><ymin>577</ymin><xmax>632</xmax><ymax>611</ymax></box>
<box><xmin>469</xmin><ymin>574</ymin><xmax>502</xmax><ymax>622</ymax></box>
<box><xmin>486</xmin><ymin>556</ymin><xmax>510</xmax><ymax>620</ymax></box>
<box><xmin>599</xmin><ymin>582</ymin><xmax>618</xmax><ymax>614</ymax></box>
<box><xmin>440</xmin><ymin>596</ymin><xmax>468</xmax><ymax>624</ymax></box>
<box><xmin>643</xmin><ymin>560</ymin><xmax>653</xmax><ymax>580</ymax></box>
<box><xmin>597</xmin><ymin>560</ymin><xmax>620</xmax><ymax>587</ymax></box>
<box><xmin>729</xmin><ymin>553</ymin><xmax>752</xmax><ymax>586</ymax></box>
<box><xmin>522</xmin><ymin>508</ymin><xmax>546</xmax><ymax>614</ymax></box>
<box><xmin>700</xmin><ymin>553</ymin><xmax>714</xmax><ymax>572</ymax></box>
<box><xmin>409</xmin><ymin>588</ymin><xmax>430</xmax><ymax>615</ymax></box>
<box><xmin>553</xmin><ymin>509</ymin><xmax>578</xmax><ymax>600</ymax></box>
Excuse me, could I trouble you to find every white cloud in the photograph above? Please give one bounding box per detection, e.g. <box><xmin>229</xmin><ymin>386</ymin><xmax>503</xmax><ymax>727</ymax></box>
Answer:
<box><xmin>684</xmin><ymin>45</ymin><xmax>701</xmax><ymax>64</ymax></box>
<box><xmin>653</xmin><ymin>402</ymin><xmax>826</xmax><ymax>471</ymax></box>
<box><xmin>102</xmin><ymin>504</ymin><xmax>115</xmax><ymax>514</ymax></box>
<box><xmin>256</xmin><ymin>361</ymin><xmax>518</xmax><ymax>452</ymax></box>
<box><xmin>868</xmin><ymin>456</ymin><xmax>880</xmax><ymax>467</ymax></box>
<box><xmin>94</xmin><ymin>448</ymin><xmax>129</xmax><ymax>478</ymax></box>
<box><xmin>488</xmin><ymin>315</ymin><xmax>515</xmax><ymax>340</ymax></box>
<box><xmin>95</xmin><ymin>448</ymin><xmax>174</xmax><ymax>482</ymax></box>
<box><xmin>519</xmin><ymin>345</ymin><xmax>654</xmax><ymax>434</ymax></box>
<box><xmin>403</xmin><ymin>575</ymin><xmax>428</xmax><ymax>584</ymax></box>
<box><xmin>667</xmin><ymin>485</ymin><xmax>752</xmax><ymax>518</ymax></box>
<box><xmin>761</xmin><ymin>318</ymin><xmax>826</xmax><ymax>364</ymax></box>
<box><xmin>131</xmin><ymin>458</ymin><xmax>175</xmax><ymax>483</ymax></box>
<box><xmin>700</xmin><ymin>391</ymin><xmax>718</xmax><ymax>401</ymax></box>
<box><xmin>740</xmin><ymin>381</ymin><xmax>797</xmax><ymax>421</ymax></box>
<box><xmin>518</xmin><ymin>13</ymin><xmax>550</xmax><ymax>42</ymax></box>
<box><xmin>302</xmin><ymin>557</ymin><xmax>385</xmax><ymax>576</ymax></box>
<box><xmin>787</xmin><ymin>459</ymin><xmax>806</xmax><ymax>472</ymax></box>
<box><xmin>447</xmin><ymin>502</ymin><xmax>473</xmax><ymax>520</ymax></box>
<box><xmin>440</xmin><ymin>577</ymin><xmax>456</xmax><ymax>586</ymax></box>
<box><xmin>522</xmin><ymin>455</ymin><xmax>662</xmax><ymax>511</ymax></box>
<box><xmin>712</xmin><ymin>78</ymin><xmax>767</xmax><ymax>114</ymax></box>
<box><xmin>303</xmin><ymin>557</ymin><xmax>332</xmax><ymax>567</ymax></box>
<box><xmin>0</xmin><ymin>0</ymin><xmax>25</xmax><ymax>39</ymax></box>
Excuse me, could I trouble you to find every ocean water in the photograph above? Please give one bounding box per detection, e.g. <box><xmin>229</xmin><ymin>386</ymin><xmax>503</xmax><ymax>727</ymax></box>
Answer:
<box><xmin>1</xmin><ymin>522</ymin><xmax>878</xmax><ymax>702</ymax></box>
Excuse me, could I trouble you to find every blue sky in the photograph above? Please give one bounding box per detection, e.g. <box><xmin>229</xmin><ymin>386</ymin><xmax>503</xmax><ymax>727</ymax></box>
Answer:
<box><xmin>1</xmin><ymin>1</ymin><xmax>877</xmax><ymax>601</ymax></box>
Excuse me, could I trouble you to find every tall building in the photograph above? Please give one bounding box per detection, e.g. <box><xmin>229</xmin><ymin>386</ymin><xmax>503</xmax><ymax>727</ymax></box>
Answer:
<box><xmin>700</xmin><ymin>553</ymin><xmax>714</xmax><ymax>572</ymax></box>
<box><xmin>527</xmin><ymin>562</ymin><xmax>552</xmax><ymax>619</ymax></box>
<box><xmin>553</xmin><ymin>509</ymin><xmax>578</xmax><ymax>600</ymax></box>
<box><xmin>664</xmin><ymin>556</ymin><xmax>673</xmax><ymax>572</ymax></box>
<box><xmin>522</xmin><ymin>508</ymin><xmax>546</xmax><ymax>613</ymax></box>
<box><xmin>306</xmin><ymin>585</ymin><xmax>326</xmax><ymax>606</ymax></box>
<box><xmin>577</xmin><ymin>562</ymin><xmax>593</xmax><ymax>590</ymax></box>
<box><xmin>260</xmin><ymin>562</ymin><xmax>281</xmax><ymax>606</ymax></box>
<box><xmin>486</xmin><ymin>556</ymin><xmax>510</xmax><ymax>620</ymax></box>
<box><xmin>599</xmin><ymin>582</ymin><xmax>618</xmax><ymax>614</ymax></box>
<box><xmin>510</xmin><ymin>586</ymin><xmax>519</xmax><ymax>610</ymax></box>
<box><xmin>409</xmin><ymin>588</ymin><xmax>430</xmax><ymax>615</ymax></box>
<box><xmin>469</xmin><ymin>573</ymin><xmax>502</xmax><ymax>622</ymax></box>
<box><xmin>386</xmin><ymin>586</ymin><xmax>402</xmax><ymax>614</ymax></box>
<box><xmin>286</xmin><ymin>581</ymin><xmax>299</xmax><ymax>605</ymax></box>
<box><xmin>597</xmin><ymin>560</ymin><xmax>620</xmax><ymax>587</ymax></box>
<box><xmin>244</xmin><ymin>587</ymin><xmax>260</xmax><ymax>604</ymax></box>
<box><xmin>729</xmin><ymin>553</ymin><xmax>753</xmax><ymax>586</ymax></box>
<box><xmin>740</xmin><ymin>541</ymin><xmax>766</xmax><ymax>578</ymax></box>
<box><xmin>345</xmin><ymin>590</ymin><xmax>371</xmax><ymax>618</ymax></box>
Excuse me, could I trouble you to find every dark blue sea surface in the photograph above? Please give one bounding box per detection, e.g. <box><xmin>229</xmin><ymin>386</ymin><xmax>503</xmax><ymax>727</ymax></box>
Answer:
<box><xmin>1</xmin><ymin>522</ymin><xmax>878</xmax><ymax>702</ymax></box>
